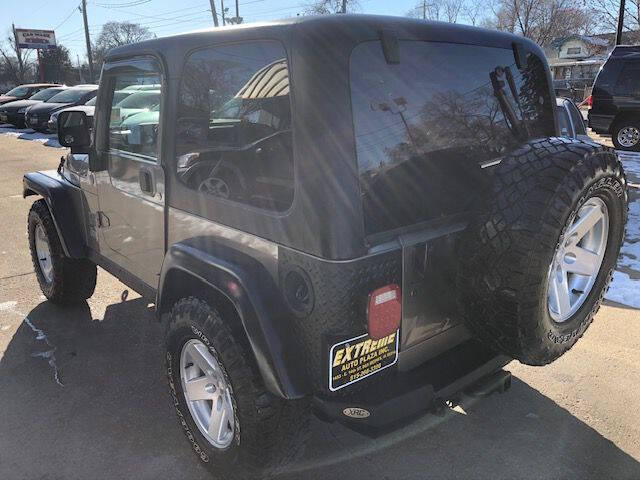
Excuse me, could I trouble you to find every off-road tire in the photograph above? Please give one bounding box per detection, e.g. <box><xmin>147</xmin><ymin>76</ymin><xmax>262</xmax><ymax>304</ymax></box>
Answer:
<box><xmin>165</xmin><ymin>297</ymin><xmax>309</xmax><ymax>480</ymax></box>
<box><xmin>612</xmin><ymin>118</ymin><xmax>640</xmax><ymax>151</ymax></box>
<box><xmin>28</xmin><ymin>199</ymin><xmax>97</xmax><ymax>304</ymax></box>
<box><xmin>459</xmin><ymin>139</ymin><xmax>627</xmax><ymax>365</ymax></box>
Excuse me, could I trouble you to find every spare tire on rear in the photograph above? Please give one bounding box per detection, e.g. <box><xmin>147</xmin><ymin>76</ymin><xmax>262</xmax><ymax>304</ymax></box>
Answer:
<box><xmin>458</xmin><ymin>138</ymin><xmax>627</xmax><ymax>365</ymax></box>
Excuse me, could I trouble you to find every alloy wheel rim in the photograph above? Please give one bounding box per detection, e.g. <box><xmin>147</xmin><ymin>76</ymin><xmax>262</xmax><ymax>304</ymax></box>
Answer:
<box><xmin>199</xmin><ymin>177</ymin><xmax>230</xmax><ymax>198</ymax></box>
<box><xmin>180</xmin><ymin>339</ymin><xmax>235</xmax><ymax>449</ymax></box>
<box><xmin>547</xmin><ymin>197</ymin><xmax>609</xmax><ymax>323</ymax></box>
<box><xmin>34</xmin><ymin>224</ymin><xmax>54</xmax><ymax>284</ymax></box>
<box><xmin>617</xmin><ymin>126</ymin><xmax>640</xmax><ymax>148</ymax></box>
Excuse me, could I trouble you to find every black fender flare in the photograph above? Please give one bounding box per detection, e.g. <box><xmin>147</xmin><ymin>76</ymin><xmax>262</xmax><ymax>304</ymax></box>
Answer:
<box><xmin>23</xmin><ymin>170</ymin><xmax>87</xmax><ymax>259</ymax></box>
<box><xmin>158</xmin><ymin>238</ymin><xmax>311</xmax><ymax>400</ymax></box>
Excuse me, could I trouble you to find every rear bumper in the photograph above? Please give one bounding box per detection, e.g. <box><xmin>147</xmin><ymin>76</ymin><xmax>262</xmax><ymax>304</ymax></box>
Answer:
<box><xmin>313</xmin><ymin>340</ymin><xmax>511</xmax><ymax>435</ymax></box>
<box><xmin>588</xmin><ymin>113</ymin><xmax>614</xmax><ymax>134</ymax></box>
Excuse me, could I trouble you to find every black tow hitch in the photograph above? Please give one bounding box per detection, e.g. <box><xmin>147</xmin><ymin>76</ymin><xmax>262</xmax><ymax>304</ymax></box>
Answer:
<box><xmin>465</xmin><ymin>369</ymin><xmax>512</xmax><ymax>397</ymax></box>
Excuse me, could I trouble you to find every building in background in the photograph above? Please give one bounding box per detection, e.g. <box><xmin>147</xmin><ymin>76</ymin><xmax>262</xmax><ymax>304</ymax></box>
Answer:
<box><xmin>545</xmin><ymin>32</ymin><xmax>640</xmax><ymax>102</ymax></box>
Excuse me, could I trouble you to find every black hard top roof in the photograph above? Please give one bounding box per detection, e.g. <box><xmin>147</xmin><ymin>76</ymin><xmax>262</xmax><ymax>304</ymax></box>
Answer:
<box><xmin>106</xmin><ymin>14</ymin><xmax>539</xmax><ymax>61</ymax></box>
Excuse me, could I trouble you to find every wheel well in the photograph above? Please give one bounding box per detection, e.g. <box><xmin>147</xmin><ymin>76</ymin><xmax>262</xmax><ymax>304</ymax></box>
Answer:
<box><xmin>159</xmin><ymin>269</ymin><xmax>245</xmax><ymax>337</ymax></box>
<box><xmin>23</xmin><ymin>188</ymin><xmax>38</xmax><ymax>198</ymax></box>
<box><xmin>613</xmin><ymin>112</ymin><xmax>640</xmax><ymax>131</ymax></box>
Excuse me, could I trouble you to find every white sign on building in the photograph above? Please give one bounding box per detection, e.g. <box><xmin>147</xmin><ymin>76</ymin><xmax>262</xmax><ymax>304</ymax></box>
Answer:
<box><xmin>15</xmin><ymin>29</ymin><xmax>57</xmax><ymax>50</ymax></box>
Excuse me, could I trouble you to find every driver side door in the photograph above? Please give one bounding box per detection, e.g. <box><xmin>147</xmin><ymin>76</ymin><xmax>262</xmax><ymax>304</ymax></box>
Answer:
<box><xmin>94</xmin><ymin>58</ymin><xmax>165</xmax><ymax>289</ymax></box>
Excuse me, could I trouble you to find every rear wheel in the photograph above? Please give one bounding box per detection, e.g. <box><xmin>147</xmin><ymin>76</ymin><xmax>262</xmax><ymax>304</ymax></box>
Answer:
<box><xmin>28</xmin><ymin>199</ymin><xmax>97</xmax><ymax>304</ymax></box>
<box><xmin>165</xmin><ymin>297</ymin><xmax>309</xmax><ymax>479</ymax></box>
<box><xmin>459</xmin><ymin>139</ymin><xmax>627</xmax><ymax>365</ymax></box>
<box><xmin>612</xmin><ymin>119</ymin><xmax>640</xmax><ymax>151</ymax></box>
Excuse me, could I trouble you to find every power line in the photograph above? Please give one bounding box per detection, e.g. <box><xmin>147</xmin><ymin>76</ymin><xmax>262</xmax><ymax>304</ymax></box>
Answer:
<box><xmin>54</xmin><ymin>4</ymin><xmax>81</xmax><ymax>30</ymax></box>
<box><xmin>94</xmin><ymin>0</ymin><xmax>152</xmax><ymax>7</ymax></box>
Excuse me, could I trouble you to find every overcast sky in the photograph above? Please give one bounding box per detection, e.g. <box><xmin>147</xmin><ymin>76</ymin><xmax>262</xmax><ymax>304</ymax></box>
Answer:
<box><xmin>5</xmin><ymin>0</ymin><xmax>419</xmax><ymax>63</ymax></box>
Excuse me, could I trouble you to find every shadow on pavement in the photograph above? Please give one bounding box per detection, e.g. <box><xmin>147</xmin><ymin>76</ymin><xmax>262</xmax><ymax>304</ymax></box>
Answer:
<box><xmin>1</xmin><ymin>299</ymin><xmax>639</xmax><ymax>480</ymax></box>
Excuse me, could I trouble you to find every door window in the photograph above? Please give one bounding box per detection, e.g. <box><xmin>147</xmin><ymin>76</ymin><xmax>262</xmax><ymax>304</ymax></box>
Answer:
<box><xmin>107</xmin><ymin>71</ymin><xmax>162</xmax><ymax>162</ymax></box>
<box><xmin>176</xmin><ymin>41</ymin><xmax>293</xmax><ymax>212</ymax></box>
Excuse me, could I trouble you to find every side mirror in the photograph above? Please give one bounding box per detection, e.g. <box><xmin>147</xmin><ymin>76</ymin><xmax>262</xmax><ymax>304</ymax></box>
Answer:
<box><xmin>58</xmin><ymin>111</ymin><xmax>91</xmax><ymax>153</ymax></box>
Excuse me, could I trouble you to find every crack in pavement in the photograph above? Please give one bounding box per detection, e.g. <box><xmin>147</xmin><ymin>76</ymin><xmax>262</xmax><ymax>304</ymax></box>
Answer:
<box><xmin>0</xmin><ymin>300</ymin><xmax>64</xmax><ymax>386</ymax></box>
<box><xmin>0</xmin><ymin>271</ymin><xmax>35</xmax><ymax>281</ymax></box>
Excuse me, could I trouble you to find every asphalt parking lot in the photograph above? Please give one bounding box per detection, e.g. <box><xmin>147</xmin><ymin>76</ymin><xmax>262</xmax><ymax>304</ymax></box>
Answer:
<box><xmin>0</xmin><ymin>128</ymin><xmax>639</xmax><ymax>480</ymax></box>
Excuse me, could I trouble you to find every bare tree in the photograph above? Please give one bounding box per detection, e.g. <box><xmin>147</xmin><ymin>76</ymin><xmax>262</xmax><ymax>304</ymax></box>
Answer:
<box><xmin>305</xmin><ymin>0</ymin><xmax>360</xmax><ymax>14</ymax></box>
<box><xmin>461</xmin><ymin>0</ymin><xmax>487</xmax><ymax>25</ymax></box>
<box><xmin>0</xmin><ymin>29</ymin><xmax>33</xmax><ymax>84</ymax></box>
<box><xmin>93</xmin><ymin>21</ymin><xmax>155</xmax><ymax>68</ymax></box>
<box><xmin>588</xmin><ymin>0</ymin><xmax>640</xmax><ymax>34</ymax></box>
<box><xmin>483</xmin><ymin>0</ymin><xmax>593</xmax><ymax>47</ymax></box>
<box><xmin>406</xmin><ymin>0</ymin><xmax>465</xmax><ymax>23</ymax></box>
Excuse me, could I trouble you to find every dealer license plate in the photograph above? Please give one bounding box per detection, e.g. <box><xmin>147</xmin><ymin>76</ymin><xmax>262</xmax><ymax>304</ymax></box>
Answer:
<box><xmin>0</xmin><ymin>114</ymin><xmax>6</xmax><ymax>123</ymax></box>
<box><xmin>329</xmin><ymin>330</ymin><xmax>399</xmax><ymax>391</ymax></box>
<box><xmin>29</xmin><ymin>117</ymin><xmax>38</xmax><ymax>125</ymax></box>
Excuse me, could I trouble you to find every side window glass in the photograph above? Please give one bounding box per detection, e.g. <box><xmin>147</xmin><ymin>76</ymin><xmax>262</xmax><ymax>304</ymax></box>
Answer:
<box><xmin>567</xmin><ymin>102</ymin><xmax>586</xmax><ymax>134</ymax></box>
<box><xmin>176</xmin><ymin>41</ymin><xmax>293</xmax><ymax>212</ymax></box>
<box><xmin>107</xmin><ymin>73</ymin><xmax>162</xmax><ymax>161</ymax></box>
<box><xmin>615</xmin><ymin>61</ymin><xmax>640</xmax><ymax>95</ymax></box>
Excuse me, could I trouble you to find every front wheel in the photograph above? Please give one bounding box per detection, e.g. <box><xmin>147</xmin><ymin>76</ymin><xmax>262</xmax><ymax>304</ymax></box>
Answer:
<box><xmin>165</xmin><ymin>297</ymin><xmax>309</xmax><ymax>479</ymax></box>
<box><xmin>28</xmin><ymin>199</ymin><xmax>97</xmax><ymax>304</ymax></box>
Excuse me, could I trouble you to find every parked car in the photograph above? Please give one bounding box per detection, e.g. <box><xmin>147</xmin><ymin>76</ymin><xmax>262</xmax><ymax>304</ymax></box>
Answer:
<box><xmin>589</xmin><ymin>45</ymin><xmax>640</xmax><ymax>151</ymax></box>
<box><xmin>48</xmin><ymin>96</ymin><xmax>96</xmax><ymax>133</ymax></box>
<box><xmin>0</xmin><ymin>83</ymin><xmax>60</xmax><ymax>105</ymax></box>
<box><xmin>0</xmin><ymin>87</ymin><xmax>67</xmax><ymax>128</ymax></box>
<box><xmin>110</xmin><ymin>89</ymin><xmax>160</xmax><ymax>125</ymax></box>
<box><xmin>24</xmin><ymin>85</ymin><xmax>97</xmax><ymax>132</ymax></box>
<box><xmin>556</xmin><ymin>97</ymin><xmax>593</xmax><ymax>142</ymax></box>
<box><xmin>23</xmin><ymin>16</ymin><xmax>627</xmax><ymax>479</ymax></box>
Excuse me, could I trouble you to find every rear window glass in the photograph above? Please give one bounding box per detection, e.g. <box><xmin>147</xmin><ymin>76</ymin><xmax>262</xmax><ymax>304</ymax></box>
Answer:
<box><xmin>556</xmin><ymin>106</ymin><xmax>571</xmax><ymax>137</ymax></box>
<box><xmin>350</xmin><ymin>41</ymin><xmax>555</xmax><ymax>236</ymax></box>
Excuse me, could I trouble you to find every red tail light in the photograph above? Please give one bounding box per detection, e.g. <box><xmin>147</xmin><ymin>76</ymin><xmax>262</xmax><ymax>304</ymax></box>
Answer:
<box><xmin>579</xmin><ymin>95</ymin><xmax>592</xmax><ymax>108</ymax></box>
<box><xmin>367</xmin><ymin>284</ymin><xmax>402</xmax><ymax>340</ymax></box>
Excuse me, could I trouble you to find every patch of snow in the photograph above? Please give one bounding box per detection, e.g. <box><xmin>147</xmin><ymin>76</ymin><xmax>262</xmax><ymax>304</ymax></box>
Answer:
<box><xmin>0</xmin><ymin>125</ymin><xmax>62</xmax><ymax>148</ymax></box>
<box><xmin>606</xmin><ymin>271</ymin><xmax>640</xmax><ymax>309</ymax></box>
<box><xmin>619</xmin><ymin>152</ymin><xmax>640</xmax><ymax>179</ymax></box>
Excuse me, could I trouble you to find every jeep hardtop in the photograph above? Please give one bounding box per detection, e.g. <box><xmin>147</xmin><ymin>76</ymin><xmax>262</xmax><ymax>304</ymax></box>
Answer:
<box><xmin>23</xmin><ymin>15</ymin><xmax>627</xmax><ymax>479</ymax></box>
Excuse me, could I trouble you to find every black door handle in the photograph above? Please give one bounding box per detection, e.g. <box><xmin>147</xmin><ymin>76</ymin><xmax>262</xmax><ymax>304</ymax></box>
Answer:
<box><xmin>139</xmin><ymin>168</ymin><xmax>155</xmax><ymax>195</ymax></box>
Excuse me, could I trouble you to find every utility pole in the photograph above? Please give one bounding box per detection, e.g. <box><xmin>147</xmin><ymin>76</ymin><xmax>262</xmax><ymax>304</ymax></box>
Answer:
<box><xmin>12</xmin><ymin>24</ymin><xmax>24</xmax><ymax>83</ymax></box>
<box><xmin>616</xmin><ymin>0</ymin><xmax>626</xmax><ymax>45</ymax></box>
<box><xmin>81</xmin><ymin>0</ymin><xmax>94</xmax><ymax>83</ymax></box>
<box><xmin>77</xmin><ymin>54</ymin><xmax>84</xmax><ymax>83</ymax></box>
<box><xmin>236</xmin><ymin>0</ymin><xmax>239</xmax><ymax>18</ymax></box>
<box><xmin>422</xmin><ymin>0</ymin><xmax>427</xmax><ymax>19</ymax></box>
<box><xmin>209</xmin><ymin>0</ymin><xmax>219</xmax><ymax>27</ymax></box>
<box><xmin>341</xmin><ymin>0</ymin><xmax>347</xmax><ymax>13</ymax></box>
<box><xmin>221</xmin><ymin>0</ymin><xmax>226</xmax><ymax>25</ymax></box>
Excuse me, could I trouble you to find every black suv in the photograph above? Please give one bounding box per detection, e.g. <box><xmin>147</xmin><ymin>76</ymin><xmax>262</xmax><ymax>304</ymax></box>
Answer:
<box><xmin>23</xmin><ymin>16</ymin><xmax>627</xmax><ymax>479</ymax></box>
<box><xmin>590</xmin><ymin>45</ymin><xmax>640</xmax><ymax>150</ymax></box>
